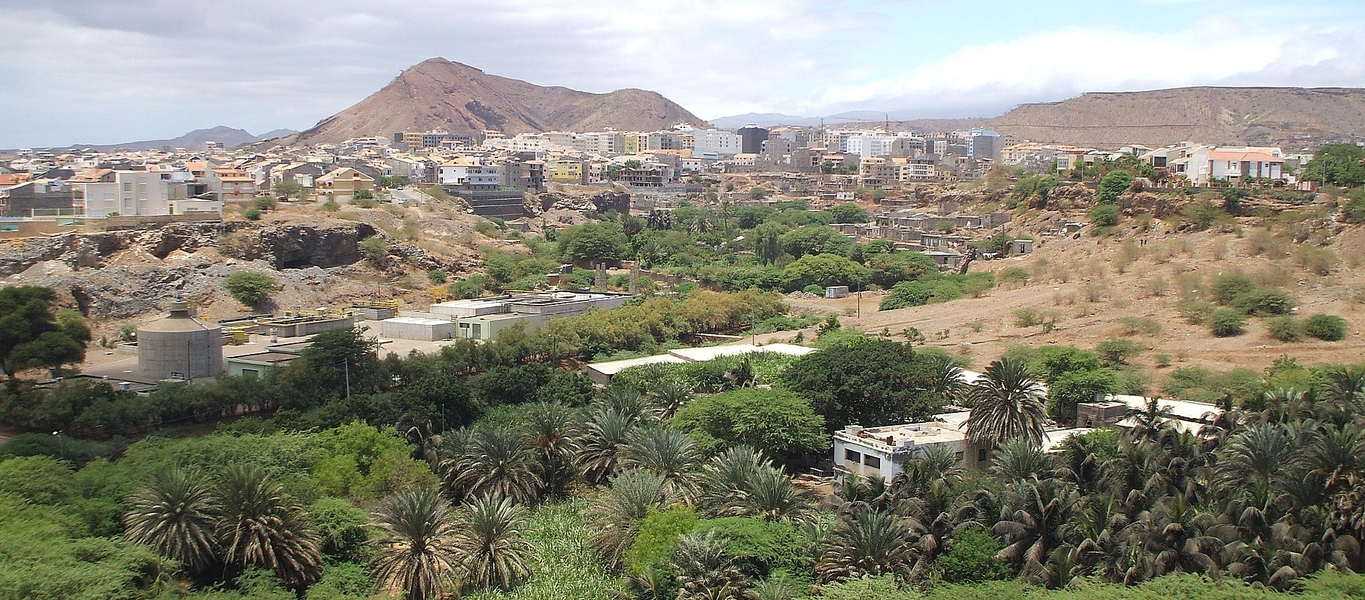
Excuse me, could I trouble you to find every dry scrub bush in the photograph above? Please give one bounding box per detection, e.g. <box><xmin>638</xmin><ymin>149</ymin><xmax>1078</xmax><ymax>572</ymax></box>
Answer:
<box><xmin>1295</xmin><ymin>246</ymin><xmax>1340</xmax><ymax>275</ymax></box>
<box><xmin>1143</xmin><ymin>276</ymin><xmax>1169</xmax><ymax>298</ymax></box>
<box><xmin>1083</xmin><ymin>280</ymin><xmax>1108</xmax><ymax>303</ymax></box>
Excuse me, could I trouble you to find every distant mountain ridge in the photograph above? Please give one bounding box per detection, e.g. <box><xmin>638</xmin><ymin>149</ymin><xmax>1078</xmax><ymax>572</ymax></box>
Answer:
<box><xmin>290</xmin><ymin>58</ymin><xmax>707</xmax><ymax>145</ymax></box>
<box><xmin>987</xmin><ymin>87</ymin><xmax>1365</xmax><ymax>148</ymax></box>
<box><xmin>51</xmin><ymin>126</ymin><xmax>297</xmax><ymax>152</ymax></box>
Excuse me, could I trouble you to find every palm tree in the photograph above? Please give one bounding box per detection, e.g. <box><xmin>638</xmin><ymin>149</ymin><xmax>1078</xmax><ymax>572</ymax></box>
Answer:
<box><xmin>589</xmin><ymin>470</ymin><xmax>669</xmax><ymax>567</ymax></box>
<box><xmin>1308</xmin><ymin>424</ymin><xmax>1365</xmax><ymax>494</ymax></box>
<box><xmin>579</xmin><ymin>405</ymin><xmax>641</xmax><ymax>484</ymax></box>
<box><xmin>370</xmin><ymin>489</ymin><xmax>463</xmax><ymax>600</ymax></box>
<box><xmin>815</xmin><ymin>508</ymin><xmax>921</xmax><ymax>583</ymax></box>
<box><xmin>1216</xmin><ymin>422</ymin><xmax>1300</xmax><ymax>498</ymax></box>
<box><xmin>1143</xmin><ymin>495</ymin><xmax>1220</xmax><ymax>577</ymax></box>
<box><xmin>123</xmin><ymin>466</ymin><xmax>221</xmax><ymax>574</ymax></box>
<box><xmin>964</xmin><ymin>357</ymin><xmax>1048</xmax><ymax>448</ymax></box>
<box><xmin>995</xmin><ymin>478</ymin><xmax>1079</xmax><ymax>577</ymax></box>
<box><xmin>216</xmin><ymin>464</ymin><xmax>323</xmax><ymax>589</ymax></box>
<box><xmin>1063</xmin><ymin>494</ymin><xmax>1140</xmax><ymax>584</ymax></box>
<box><xmin>455</xmin><ymin>492</ymin><xmax>533</xmax><ymax>591</ymax></box>
<box><xmin>698</xmin><ymin>445</ymin><xmax>765</xmax><ymax>516</ymax></box>
<box><xmin>926</xmin><ymin>354</ymin><xmax>967</xmax><ymax>405</ymax></box>
<box><xmin>674</xmin><ymin>529</ymin><xmax>748</xmax><ymax>600</ymax></box>
<box><xmin>443</xmin><ymin>424</ymin><xmax>542</xmax><ymax>504</ymax></box>
<box><xmin>740</xmin><ymin>465</ymin><xmax>812</xmax><ymax>523</ymax></box>
<box><xmin>623</xmin><ymin>426</ymin><xmax>700</xmax><ymax>502</ymax></box>
<box><xmin>991</xmin><ymin>438</ymin><xmax>1056</xmax><ymax>482</ymax></box>
<box><xmin>646</xmin><ymin>380</ymin><xmax>692</xmax><ymax>420</ymax></box>
<box><xmin>747</xmin><ymin>571</ymin><xmax>804</xmax><ymax>600</ymax></box>
<box><xmin>524</xmin><ymin>401</ymin><xmax>580</xmax><ymax>501</ymax></box>
<box><xmin>1127</xmin><ymin>397</ymin><xmax>1174</xmax><ymax>443</ymax></box>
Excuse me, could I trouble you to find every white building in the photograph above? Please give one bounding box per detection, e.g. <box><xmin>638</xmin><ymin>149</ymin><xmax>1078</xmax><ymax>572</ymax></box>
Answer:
<box><xmin>72</xmin><ymin>168</ymin><xmax>219</xmax><ymax>217</ymax></box>
<box><xmin>688</xmin><ymin>129</ymin><xmax>743</xmax><ymax>155</ymax></box>
<box><xmin>438</xmin><ymin>163</ymin><xmax>502</xmax><ymax>188</ymax></box>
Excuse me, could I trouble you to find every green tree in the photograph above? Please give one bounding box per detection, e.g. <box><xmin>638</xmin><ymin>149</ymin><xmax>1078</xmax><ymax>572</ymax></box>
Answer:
<box><xmin>779</xmin><ymin>225</ymin><xmax>853</xmax><ymax>259</ymax></box>
<box><xmin>455</xmin><ymin>492</ymin><xmax>533</xmax><ymax>591</ymax></box>
<box><xmin>122</xmin><ymin>466</ymin><xmax>221</xmax><ymax>573</ymax></box>
<box><xmin>753</xmin><ymin>223</ymin><xmax>784</xmax><ymax>265</ymax></box>
<box><xmin>370</xmin><ymin>489</ymin><xmax>462</xmax><ymax>600</ymax></box>
<box><xmin>216</xmin><ymin>464</ymin><xmax>324</xmax><ymax>590</ymax></box>
<box><xmin>1089</xmin><ymin>204</ymin><xmax>1120</xmax><ymax>226</ymax></box>
<box><xmin>1304</xmin><ymin>314</ymin><xmax>1347</xmax><ymax>341</ymax></box>
<box><xmin>225</xmin><ymin>272</ymin><xmax>277</xmax><ymax>306</ymax></box>
<box><xmin>964</xmin><ymin>357</ymin><xmax>1048</xmax><ymax>447</ymax></box>
<box><xmin>0</xmin><ymin>286</ymin><xmax>89</xmax><ymax>380</ymax></box>
<box><xmin>1096</xmin><ymin>170</ymin><xmax>1135</xmax><ymax>204</ymax></box>
<box><xmin>1302</xmin><ymin>143</ymin><xmax>1365</xmax><ymax>186</ymax></box>
<box><xmin>1047</xmin><ymin>368</ymin><xmax>1120</xmax><ymax>425</ymax></box>
<box><xmin>781</xmin><ymin>253</ymin><xmax>870</xmax><ymax>292</ymax></box>
<box><xmin>749</xmin><ymin>186</ymin><xmax>769</xmax><ymax>201</ymax></box>
<box><xmin>830</xmin><ymin>203</ymin><xmax>871</xmax><ymax>223</ymax></box>
<box><xmin>559</xmin><ymin>221</ymin><xmax>631</xmax><ymax>263</ymax></box>
<box><xmin>274</xmin><ymin>180</ymin><xmax>306</xmax><ymax>199</ymax></box>
<box><xmin>937</xmin><ymin>528</ymin><xmax>1013</xmax><ymax>583</ymax></box>
<box><xmin>781</xmin><ymin>338</ymin><xmax>943</xmax><ymax>431</ymax></box>
<box><xmin>672</xmin><ymin>388</ymin><xmax>827</xmax><ymax>464</ymax></box>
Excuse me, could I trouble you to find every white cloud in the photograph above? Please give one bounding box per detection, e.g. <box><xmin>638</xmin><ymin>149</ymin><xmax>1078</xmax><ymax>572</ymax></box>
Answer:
<box><xmin>817</xmin><ymin>15</ymin><xmax>1365</xmax><ymax>115</ymax></box>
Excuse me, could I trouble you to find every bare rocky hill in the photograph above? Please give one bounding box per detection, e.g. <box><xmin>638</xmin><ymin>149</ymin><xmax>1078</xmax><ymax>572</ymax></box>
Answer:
<box><xmin>989</xmin><ymin>87</ymin><xmax>1365</xmax><ymax>148</ymax></box>
<box><xmin>292</xmin><ymin>58</ymin><xmax>707</xmax><ymax>144</ymax></box>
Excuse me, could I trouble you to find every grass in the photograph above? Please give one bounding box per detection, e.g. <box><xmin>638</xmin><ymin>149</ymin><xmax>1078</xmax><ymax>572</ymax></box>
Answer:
<box><xmin>467</xmin><ymin>499</ymin><xmax>621</xmax><ymax>600</ymax></box>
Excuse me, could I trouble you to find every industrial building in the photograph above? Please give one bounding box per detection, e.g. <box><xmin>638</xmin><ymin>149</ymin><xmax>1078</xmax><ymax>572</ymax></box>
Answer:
<box><xmin>382</xmin><ymin>292</ymin><xmax>631</xmax><ymax>342</ymax></box>
<box><xmin>586</xmin><ymin>343</ymin><xmax>816</xmax><ymax>385</ymax></box>
<box><xmin>136</xmin><ymin>298</ymin><xmax>224</xmax><ymax>381</ymax></box>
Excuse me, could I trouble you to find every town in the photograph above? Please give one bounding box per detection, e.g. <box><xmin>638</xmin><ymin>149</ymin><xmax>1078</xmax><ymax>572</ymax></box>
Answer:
<box><xmin>3</xmin><ymin>3</ymin><xmax>1365</xmax><ymax>600</ymax></box>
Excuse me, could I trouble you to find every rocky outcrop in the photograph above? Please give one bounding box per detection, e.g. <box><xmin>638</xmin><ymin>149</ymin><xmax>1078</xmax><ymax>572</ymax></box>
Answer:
<box><xmin>532</xmin><ymin>190</ymin><xmax>631</xmax><ymax>214</ymax></box>
<box><xmin>221</xmin><ymin>223</ymin><xmax>378</xmax><ymax>269</ymax></box>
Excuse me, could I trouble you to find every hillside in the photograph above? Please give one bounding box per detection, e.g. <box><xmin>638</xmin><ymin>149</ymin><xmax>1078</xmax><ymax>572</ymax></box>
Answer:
<box><xmin>989</xmin><ymin>86</ymin><xmax>1365</xmax><ymax>148</ymax></box>
<box><xmin>67</xmin><ymin>126</ymin><xmax>294</xmax><ymax>152</ymax></box>
<box><xmin>292</xmin><ymin>58</ymin><xmax>707</xmax><ymax>144</ymax></box>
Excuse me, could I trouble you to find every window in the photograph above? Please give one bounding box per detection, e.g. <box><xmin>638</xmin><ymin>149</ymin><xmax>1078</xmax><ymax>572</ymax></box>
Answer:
<box><xmin>844</xmin><ymin>449</ymin><xmax>861</xmax><ymax>463</ymax></box>
<box><xmin>241</xmin><ymin>368</ymin><xmax>260</xmax><ymax>379</ymax></box>
<box><xmin>863</xmin><ymin>455</ymin><xmax>881</xmax><ymax>469</ymax></box>
<box><xmin>978</xmin><ymin>448</ymin><xmax>989</xmax><ymax>463</ymax></box>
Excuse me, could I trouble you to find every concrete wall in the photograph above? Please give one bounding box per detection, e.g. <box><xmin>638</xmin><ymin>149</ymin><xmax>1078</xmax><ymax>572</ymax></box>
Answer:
<box><xmin>380</xmin><ymin>319</ymin><xmax>458</xmax><ymax>341</ymax></box>
<box><xmin>137</xmin><ymin>329</ymin><xmax>223</xmax><ymax>380</ymax></box>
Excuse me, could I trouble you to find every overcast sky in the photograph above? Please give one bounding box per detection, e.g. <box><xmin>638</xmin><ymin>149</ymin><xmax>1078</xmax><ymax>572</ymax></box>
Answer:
<box><xmin>3</xmin><ymin>0</ymin><xmax>1364</xmax><ymax>147</ymax></box>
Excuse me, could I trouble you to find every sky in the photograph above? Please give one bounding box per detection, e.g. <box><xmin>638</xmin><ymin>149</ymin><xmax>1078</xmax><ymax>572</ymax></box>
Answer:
<box><xmin>3</xmin><ymin>0</ymin><xmax>1365</xmax><ymax>147</ymax></box>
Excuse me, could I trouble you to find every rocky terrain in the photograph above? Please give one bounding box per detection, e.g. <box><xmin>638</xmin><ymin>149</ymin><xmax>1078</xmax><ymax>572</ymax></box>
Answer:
<box><xmin>289</xmin><ymin>58</ymin><xmax>706</xmax><ymax>144</ymax></box>
<box><xmin>989</xmin><ymin>86</ymin><xmax>1365</xmax><ymax>148</ymax></box>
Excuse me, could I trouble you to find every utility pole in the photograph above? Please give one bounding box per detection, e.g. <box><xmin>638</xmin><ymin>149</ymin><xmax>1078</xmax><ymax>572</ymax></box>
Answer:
<box><xmin>343</xmin><ymin>359</ymin><xmax>351</xmax><ymax>399</ymax></box>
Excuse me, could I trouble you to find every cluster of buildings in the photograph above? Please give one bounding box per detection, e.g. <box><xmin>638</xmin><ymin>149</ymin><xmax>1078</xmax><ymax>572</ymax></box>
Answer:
<box><xmin>833</xmin><ymin>379</ymin><xmax>1224</xmax><ymax>480</ymax></box>
<box><xmin>1001</xmin><ymin>141</ymin><xmax>1311</xmax><ymax>187</ymax></box>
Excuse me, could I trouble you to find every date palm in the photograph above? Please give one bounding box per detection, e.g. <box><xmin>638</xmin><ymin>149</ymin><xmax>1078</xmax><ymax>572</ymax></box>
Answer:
<box><xmin>123</xmin><ymin>466</ymin><xmax>221</xmax><ymax>574</ymax></box>
<box><xmin>964</xmin><ymin>357</ymin><xmax>1047</xmax><ymax>448</ymax></box>
<box><xmin>589</xmin><ymin>469</ymin><xmax>669</xmax><ymax>567</ymax></box>
<box><xmin>740</xmin><ymin>465</ymin><xmax>812</xmax><ymax>523</ymax></box>
<box><xmin>579</xmin><ymin>405</ymin><xmax>641</xmax><ymax>484</ymax></box>
<box><xmin>524</xmin><ymin>401</ymin><xmax>580</xmax><ymax>501</ymax></box>
<box><xmin>216</xmin><ymin>464</ymin><xmax>323</xmax><ymax>589</ymax></box>
<box><xmin>815</xmin><ymin>508</ymin><xmax>921</xmax><ymax>583</ymax></box>
<box><xmin>1216</xmin><ymin>422</ymin><xmax>1300</xmax><ymax>498</ymax></box>
<box><xmin>991</xmin><ymin>438</ymin><xmax>1057</xmax><ymax>482</ymax></box>
<box><xmin>370</xmin><ymin>489</ymin><xmax>462</xmax><ymax>600</ymax></box>
<box><xmin>995</xmin><ymin>478</ymin><xmax>1079</xmax><ymax>576</ymax></box>
<box><xmin>623</xmin><ymin>426</ymin><xmax>700</xmax><ymax>502</ymax></box>
<box><xmin>698</xmin><ymin>445</ymin><xmax>764</xmax><ymax>516</ymax></box>
<box><xmin>443</xmin><ymin>424</ymin><xmax>542</xmax><ymax>504</ymax></box>
<box><xmin>1144</xmin><ymin>495</ymin><xmax>1220</xmax><ymax>577</ymax></box>
<box><xmin>675</xmin><ymin>529</ymin><xmax>748</xmax><ymax>600</ymax></box>
<box><xmin>455</xmin><ymin>492</ymin><xmax>533</xmax><ymax>591</ymax></box>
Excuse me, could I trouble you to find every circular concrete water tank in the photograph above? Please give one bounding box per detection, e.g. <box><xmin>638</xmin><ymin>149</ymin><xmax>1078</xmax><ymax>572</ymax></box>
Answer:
<box><xmin>137</xmin><ymin>299</ymin><xmax>223</xmax><ymax>380</ymax></box>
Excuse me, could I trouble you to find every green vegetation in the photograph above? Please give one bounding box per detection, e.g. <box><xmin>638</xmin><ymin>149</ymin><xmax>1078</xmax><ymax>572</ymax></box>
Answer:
<box><xmin>224</xmin><ymin>271</ymin><xmax>277</xmax><ymax>306</ymax></box>
<box><xmin>0</xmin><ymin>286</ymin><xmax>90</xmax><ymax>381</ymax></box>
<box><xmin>1088</xmin><ymin>204</ymin><xmax>1120</xmax><ymax>226</ymax></box>
<box><xmin>1096</xmin><ymin>169</ymin><xmax>1135</xmax><ymax>204</ymax></box>
<box><xmin>1209</xmin><ymin>308</ymin><xmax>1248</xmax><ymax>337</ymax></box>
<box><xmin>1303</xmin><ymin>314</ymin><xmax>1347</xmax><ymax>341</ymax></box>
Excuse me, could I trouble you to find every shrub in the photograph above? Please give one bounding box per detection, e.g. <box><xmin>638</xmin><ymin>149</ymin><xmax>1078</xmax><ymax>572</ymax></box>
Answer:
<box><xmin>1096</xmin><ymin>338</ymin><xmax>1142</xmax><ymax>366</ymax></box>
<box><xmin>998</xmin><ymin>267</ymin><xmax>1030</xmax><ymax>286</ymax></box>
<box><xmin>1117</xmin><ymin>316</ymin><xmax>1162</xmax><ymax>336</ymax></box>
<box><xmin>1209</xmin><ymin>273</ymin><xmax>1256</xmax><ymax>305</ymax></box>
<box><xmin>320</xmin><ymin>200</ymin><xmax>340</xmax><ymax>212</ymax></box>
<box><xmin>937</xmin><ymin>528</ymin><xmax>1013</xmax><ymax>584</ymax></box>
<box><xmin>1209</xmin><ymin>309</ymin><xmax>1247</xmax><ymax>337</ymax></box>
<box><xmin>353</xmin><ymin>196</ymin><xmax>379</xmax><ymax>209</ymax></box>
<box><xmin>1177</xmin><ymin>300</ymin><xmax>1214</xmax><ymax>325</ymax></box>
<box><xmin>1295</xmin><ymin>246</ymin><xmax>1341</xmax><ymax>275</ymax></box>
<box><xmin>224</xmin><ymin>271</ymin><xmax>277</xmax><ymax>306</ymax></box>
<box><xmin>1089</xmin><ymin>204</ymin><xmax>1120</xmax><ymax>226</ymax></box>
<box><xmin>1303</xmin><ymin>314</ymin><xmax>1347</xmax><ymax>341</ymax></box>
<box><xmin>358</xmin><ymin>236</ymin><xmax>389</xmax><ymax>266</ymax></box>
<box><xmin>690</xmin><ymin>517</ymin><xmax>813</xmax><ymax>580</ymax></box>
<box><xmin>243</xmin><ymin>207</ymin><xmax>262</xmax><ymax>221</ymax></box>
<box><xmin>624</xmin><ymin>507</ymin><xmax>697</xmax><ymax>579</ymax></box>
<box><xmin>1265</xmin><ymin>316</ymin><xmax>1302</xmax><ymax>342</ymax></box>
<box><xmin>1231</xmin><ymin>287</ymin><xmax>1296</xmax><ymax>315</ymax></box>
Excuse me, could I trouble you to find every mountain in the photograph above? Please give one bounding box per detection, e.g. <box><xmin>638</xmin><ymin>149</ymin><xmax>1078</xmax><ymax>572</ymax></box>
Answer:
<box><xmin>58</xmin><ymin>126</ymin><xmax>296</xmax><ymax>152</ymax></box>
<box><xmin>988</xmin><ymin>87</ymin><xmax>1365</xmax><ymax>148</ymax></box>
<box><xmin>292</xmin><ymin>58</ymin><xmax>706</xmax><ymax>145</ymax></box>
<box><xmin>709</xmin><ymin>111</ymin><xmax>987</xmax><ymax>133</ymax></box>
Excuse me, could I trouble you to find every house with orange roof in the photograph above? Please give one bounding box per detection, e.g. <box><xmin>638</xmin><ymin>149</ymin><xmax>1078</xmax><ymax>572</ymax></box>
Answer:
<box><xmin>1174</xmin><ymin>146</ymin><xmax>1285</xmax><ymax>185</ymax></box>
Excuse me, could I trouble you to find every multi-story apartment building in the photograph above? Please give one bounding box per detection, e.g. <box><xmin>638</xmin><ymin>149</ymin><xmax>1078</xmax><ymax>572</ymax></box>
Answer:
<box><xmin>71</xmin><ymin>169</ymin><xmax>219</xmax><ymax>217</ymax></box>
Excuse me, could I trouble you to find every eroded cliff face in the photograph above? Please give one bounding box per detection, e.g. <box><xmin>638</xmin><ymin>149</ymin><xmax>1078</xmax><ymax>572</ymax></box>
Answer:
<box><xmin>0</xmin><ymin>221</ymin><xmax>472</xmax><ymax>319</ymax></box>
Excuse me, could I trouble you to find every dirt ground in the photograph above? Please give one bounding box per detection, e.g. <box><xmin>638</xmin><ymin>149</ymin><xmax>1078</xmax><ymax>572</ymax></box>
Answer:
<box><xmin>781</xmin><ymin>224</ymin><xmax>1365</xmax><ymax>384</ymax></box>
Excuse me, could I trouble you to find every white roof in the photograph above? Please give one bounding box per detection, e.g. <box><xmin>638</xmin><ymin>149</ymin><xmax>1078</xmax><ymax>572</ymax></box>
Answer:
<box><xmin>1041</xmin><ymin>428</ymin><xmax>1094</xmax><ymax>453</ymax></box>
<box><xmin>667</xmin><ymin>343</ymin><xmax>814</xmax><ymax>362</ymax></box>
<box><xmin>382</xmin><ymin>317</ymin><xmax>452</xmax><ymax>326</ymax></box>
<box><xmin>1104</xmin><ymin>394</ymin><xmax>1222</xmax><ymax>422</ymax></box>
<box><xmin>587</xmin><ymin>354</ymin><xmax>687</xmax><ymax>376</ymax></box>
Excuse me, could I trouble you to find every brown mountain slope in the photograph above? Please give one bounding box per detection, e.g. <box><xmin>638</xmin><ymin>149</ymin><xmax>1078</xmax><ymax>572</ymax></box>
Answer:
<box><xmin>988</xmin><ymin>87</ymin><xmax>1365</xmax><ymax>148</ymax></box>
<box><xmin>293</xmin><ymin>58</ymin><xmax>706</xmax><ymax>144</ymax></box>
